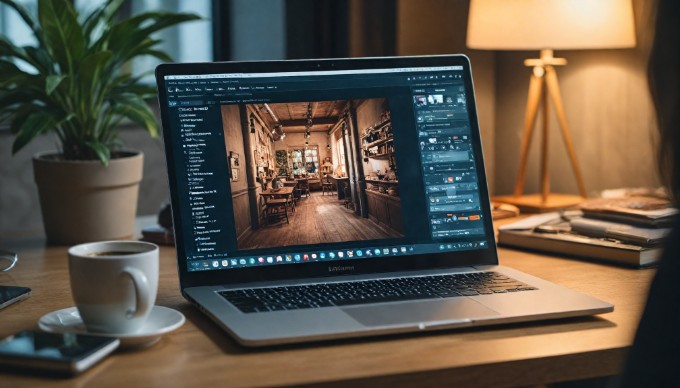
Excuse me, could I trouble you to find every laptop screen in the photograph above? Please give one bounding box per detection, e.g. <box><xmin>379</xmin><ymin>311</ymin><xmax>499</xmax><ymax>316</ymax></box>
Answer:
<box><xmin>156</xmin><ymin>56</ymin><xmax>496</xmax><ymax>278</ymax></box>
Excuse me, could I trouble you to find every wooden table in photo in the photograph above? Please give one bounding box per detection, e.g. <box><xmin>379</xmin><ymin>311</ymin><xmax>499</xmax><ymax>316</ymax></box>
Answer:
<box><xmin>260</xmin><ymin>187</ymin><xmax>295</xmax><ymax>219</ymax></box>
<box><xmin>282</xmin><ymin>181</ymin><xmax>298</xmax><ymax>200</ymax></box>
<box><xmin>0</xmin><ymin>221</ymin><xmax>656</xmax><ymax>387</ymax></box>
<box><xmin>260</xmin><ymin>187</ymin><xmax>295</xmax><ymax>202</ymax></box>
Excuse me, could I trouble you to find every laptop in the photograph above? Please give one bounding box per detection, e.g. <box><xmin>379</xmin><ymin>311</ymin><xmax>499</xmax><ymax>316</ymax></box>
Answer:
<box><xmin>155</xmin><ymin>55</ymin><xmax>612</xmax><ymax>346</ymax></box>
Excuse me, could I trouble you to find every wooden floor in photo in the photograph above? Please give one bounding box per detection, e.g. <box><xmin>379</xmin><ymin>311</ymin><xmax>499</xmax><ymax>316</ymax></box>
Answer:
<box><xmin>237</xmin><ymin>192</ymin><xmax>402</xmax><ymax>250</ymax></box>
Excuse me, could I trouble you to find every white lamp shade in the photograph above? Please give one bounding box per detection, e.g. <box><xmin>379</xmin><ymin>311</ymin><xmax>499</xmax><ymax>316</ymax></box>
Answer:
<box><xmin>467</xmin><ymin>0</ymin><xmax>636</xmax><ymax>50</ymax></box>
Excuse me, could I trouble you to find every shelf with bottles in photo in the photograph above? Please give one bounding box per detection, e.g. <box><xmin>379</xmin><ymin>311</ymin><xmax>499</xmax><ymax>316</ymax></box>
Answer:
<box><xmin>366</xmin><ymin>171</ymin><xmax>400</xmax><ymax>197</ymax></box>
<box><xmin>365</xmin><ymin>157</ymin><xmax>399</xmax><ymax>196</ymax></box>
<box><xmin>363</xmin><ymin>141</ymin><xmax>395</xmax><ymax>159</ymax></box>
<box><xmin>361</xmin><ymin>114</ymin><xmax>392</xmax><ymax>148</ymax></box>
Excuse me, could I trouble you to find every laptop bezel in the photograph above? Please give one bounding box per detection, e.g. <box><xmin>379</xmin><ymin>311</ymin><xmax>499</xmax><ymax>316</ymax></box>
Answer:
<box><xmin>155</xmin><ymin>55</ymin><xmax>499</xmax><ymax>289</ymax></box>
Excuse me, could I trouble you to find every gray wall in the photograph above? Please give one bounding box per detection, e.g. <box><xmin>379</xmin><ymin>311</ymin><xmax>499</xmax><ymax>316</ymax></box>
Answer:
<box><xmin>0</xmin><ymin>127</ymin><xmax>169</xmax><ymax>238</ymax></box>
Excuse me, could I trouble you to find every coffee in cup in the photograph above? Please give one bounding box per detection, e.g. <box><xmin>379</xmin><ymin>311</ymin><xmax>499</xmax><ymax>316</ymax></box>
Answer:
<box><xmin>86</xmin><ymin>251</ymin><xmax>138</xmax><ymax>257</ymax></box>
<box><xmin>68</xmin><ymin>241</ymin><xmax>159</xmax><ymax>334</ymax></box>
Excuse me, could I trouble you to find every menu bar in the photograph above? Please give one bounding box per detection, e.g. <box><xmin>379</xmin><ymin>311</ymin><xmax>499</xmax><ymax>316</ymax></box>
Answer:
<box><xmin>165</xmin><ymin>66</ymin><xmax>463</xmax><ymax>80</ymax></box>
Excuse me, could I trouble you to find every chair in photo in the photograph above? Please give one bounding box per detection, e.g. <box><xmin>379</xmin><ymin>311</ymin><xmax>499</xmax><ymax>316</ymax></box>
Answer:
<box><xmin>284</xmin><ymin>180</ymin><xmax>299</xmax><ymax>203</ymax></box>
<box><xmin>322</xmin><ymin>175</ymin><xmax>335</xmax><ymax>196</ymax></box>
<box><xmin>343</xmin><ymin>183</ymin><xmax>352</xmax><ymax>209</ymax></box>
<box><xmin>264</xmin><ymin>197</ymin><xmax>290</xmax><ymax>225</ymax></box>
<box><xmin>285</xmin><ymin>190</ymin><xmax>296</xmax><ymax>213</ymax></box>
<box><xmin>297</xmin><ymin>178</ymin><xmax>310</xmax><ymax>198</ymax></box>
<box><xmin>308</xmin><ymin>177</ymin><xmax>321</xmax><ymax>191</ymax></box>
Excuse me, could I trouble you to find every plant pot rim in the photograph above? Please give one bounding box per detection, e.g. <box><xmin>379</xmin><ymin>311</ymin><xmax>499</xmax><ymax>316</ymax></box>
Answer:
<box><xmin>33</xmin><ymin>149</ymin><xmax>143</xmax><ymax>163</ymax></box>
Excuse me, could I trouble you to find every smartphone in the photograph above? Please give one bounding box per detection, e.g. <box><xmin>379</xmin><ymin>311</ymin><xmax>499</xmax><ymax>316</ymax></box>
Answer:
<box><xmin>0</xmin><ymin>331</ymin><xmax>120</xmax><ymax>376</ymax></box>
<box><xmin>0</xmin><ymin>285</ymin><xmax>31</xmax><ymax>310</ymax></box>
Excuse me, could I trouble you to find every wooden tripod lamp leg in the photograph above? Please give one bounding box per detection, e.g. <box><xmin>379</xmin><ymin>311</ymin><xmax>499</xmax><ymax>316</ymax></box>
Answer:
<box><xmin>544</xmin><ymin>66</ymin><xmax>587</xmax><ymax>198</ymax></box>
<box><xmin>513</xmin><ymin>70</ymin><xmax>544</xmax><ymax>197</ymax></box>
<box><xmin>540</xmin><ymin>76</ymin><xmax>550</xmax><ymax>203</ymax></box>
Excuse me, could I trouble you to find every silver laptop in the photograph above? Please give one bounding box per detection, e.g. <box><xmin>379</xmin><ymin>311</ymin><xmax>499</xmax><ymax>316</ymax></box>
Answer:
<box><xmin>155</xmin><ymin>55</ymin><xmax>612</xmax><ymax>346</ymax></box>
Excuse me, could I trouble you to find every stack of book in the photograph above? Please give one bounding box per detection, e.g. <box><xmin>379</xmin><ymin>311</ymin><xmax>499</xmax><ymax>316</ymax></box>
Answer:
<box><xmin>497</xmin><ymin>196</ymin><xmax>677</xmax><ymax>268</ymax></box>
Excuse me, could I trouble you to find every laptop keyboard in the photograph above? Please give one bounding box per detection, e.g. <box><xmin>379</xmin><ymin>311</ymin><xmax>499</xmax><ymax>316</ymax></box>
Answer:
<box><xmin>219</xmin><ymin>271</ymin><xmax>538</xmax><ymax>313</ymax></box>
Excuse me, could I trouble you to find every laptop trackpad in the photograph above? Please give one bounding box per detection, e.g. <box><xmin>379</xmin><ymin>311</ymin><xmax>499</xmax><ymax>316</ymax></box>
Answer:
<box><xmin>342</xmin><ymin>298</ymin><xmax>500</xmax><ymax>327</ymax></box>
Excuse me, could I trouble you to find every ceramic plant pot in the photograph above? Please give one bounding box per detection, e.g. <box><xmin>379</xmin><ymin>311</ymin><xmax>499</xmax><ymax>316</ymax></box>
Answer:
<box><xmin>33</xmin><ymin>150</ymin><xmax>143</xmax><ymax>245</ymax></box>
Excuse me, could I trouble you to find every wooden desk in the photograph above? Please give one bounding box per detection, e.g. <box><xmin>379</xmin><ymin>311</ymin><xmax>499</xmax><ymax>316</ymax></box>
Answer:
<box><xmin>0</xmin><ymin>236</ymin><xmax>654</xmax><ymax>386</ymax></box>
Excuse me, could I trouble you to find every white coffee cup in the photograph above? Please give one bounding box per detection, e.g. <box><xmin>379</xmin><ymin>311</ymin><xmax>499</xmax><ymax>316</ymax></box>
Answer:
<box><xmin>68</xmin><ymin>241</ymin><xmax>159</xmax><ymax>334</ymax></box>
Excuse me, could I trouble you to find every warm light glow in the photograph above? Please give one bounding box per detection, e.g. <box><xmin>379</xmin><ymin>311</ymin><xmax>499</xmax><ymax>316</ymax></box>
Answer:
<box><xmin>466</xmin><ymin>0</ymin><xmax>636</xmax><ymax>50</ymax></box>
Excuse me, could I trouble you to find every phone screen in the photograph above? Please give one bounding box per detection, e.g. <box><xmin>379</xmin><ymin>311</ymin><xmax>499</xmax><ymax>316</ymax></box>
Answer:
<box><xmin>0</xmin><ymin>285</ymin><xmax>31</xmax><ymax>309</ymax></box>
<box><xmin>0</xmin><ymin>331</ymin><xmax>119</xmax><ymax>374</ymax></box>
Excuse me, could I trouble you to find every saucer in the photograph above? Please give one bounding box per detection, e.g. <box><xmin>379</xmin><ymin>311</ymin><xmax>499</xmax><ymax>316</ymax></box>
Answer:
<box><xmin>39</xmin><ymin>305</ymin><xmax>185</xmax><ymax>349</ymax></box>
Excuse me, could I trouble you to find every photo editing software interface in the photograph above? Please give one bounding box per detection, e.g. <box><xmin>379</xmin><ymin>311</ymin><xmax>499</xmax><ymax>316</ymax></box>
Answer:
<box><xmin>163</xmin><ymin>65</ymin><xmax>491</xmax><ymax>272</ymax></box>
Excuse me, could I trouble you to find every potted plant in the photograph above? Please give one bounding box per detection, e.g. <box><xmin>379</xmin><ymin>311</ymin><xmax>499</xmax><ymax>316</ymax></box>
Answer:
<box><xmin>0</xmin><ymin>0</ymin><xmax>199</xmax><ymax>244</ymax></box>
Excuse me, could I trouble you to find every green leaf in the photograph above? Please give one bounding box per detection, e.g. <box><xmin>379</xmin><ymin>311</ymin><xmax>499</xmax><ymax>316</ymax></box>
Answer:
<box><xmin>12</xmin><ymin>110</ymin><xmax>56</xmax><ymax>154</ymax></box>
<box><xmin>9</xmin><ymin>105</ymin><xmax>39</xmax><ymax>134</ymax></box>
<box><xmin>111</xmin><ymin>95</ymin><xmax>159</xmax><ymax>138</ymax></box>
<box><xmin>0</xmin><ymin>37</ymin><xmax>28</xmax><ymax>61</ymax></box>
<box><xmin>3</xmin><ymin>0</ymin><xmax>197</xmax><ymax>161</ymax></box>
<box><xmin>137</xmin><ymin>48</ymin><xmax>174</xmax><ymax>63</ymax></box>
<box><xmin>0</xmin><ymin>39</ymin><xmax>46</xmax><ymax>74</ymax></box>
<box><xmin>138</xmin><ymin>13</ymin><xmax>202</xmax><ymax>36</ymax></box>
<box><xmin>46</xmin><ymin>74</ymin><xmax>66</xmax><ymax>95</ymax></box>
<box><xmin>23</xmin><ymin>46</ymin><xmax>53</xmax><ymax>73</ymax></box>
<box><xmin>38</xmin><ymin>0</ymin><xmax>86</xmax><ymax>72</ymax></box>
<box><xmin>85</xmin><ymin>141</ymin><xmax>111</xmax><ymax>166</ymax></box>
<box><xmin>113</xmin><ymin>83</ymin><xmax>157</xmax><ymax>99</ymax></box>
<box><xmin>77</xmin><ymin>50</ymin><xmax>112</xmax><ymax>109</ymax></box>
<box><xmin>104</xmin><ymin>13</ymin><xmax>200</xmax><ymax>67</ymax></box>
<box><xmin>0</xmin><ymin>60</ymin><xmax>25</xmax><ymax>87</ymax></box>
<box><xmin>82</xmin><ymin>0</ymin><xmax>124</xmax><ymax>40</ymax></box>
<box><xmin>117</xmin><ymin>37</ymin><xmax>161</xmax><ymax>60</ymax></box>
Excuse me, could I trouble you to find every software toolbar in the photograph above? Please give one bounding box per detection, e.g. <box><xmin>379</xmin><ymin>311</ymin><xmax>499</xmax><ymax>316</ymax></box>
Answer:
<box><xmin>175</xmin><ymin>105</ymin><xmax>228</xmax><ymax>255</ymax></box>
<box><xmin>412</xmin><ymin>85</ymin><xmax>486</xmax><ymax>240</ymax></box>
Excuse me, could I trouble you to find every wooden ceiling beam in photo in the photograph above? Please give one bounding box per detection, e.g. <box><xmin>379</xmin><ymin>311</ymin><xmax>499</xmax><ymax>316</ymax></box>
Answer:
<box><xmin>310</xmin><ymin>101</ymin><xmax>319</xmax><ymax>119</ymax></box>
<box><xmin>323</xmin><ymin>100</ymin><xmax>338</xmax><ymax>118</ymax></box>
<box><xmin>279</xmin><ymin>117</ymin><xmax>339</xmax><ymax>127</ymax></box>
<box><xmin>278</xmin><ymin>122</ymin><xmax>338</xmax><ymax>133</ymax></box>
<box><xmin>262</xmin><ymin>101</ymin><xmax>351</xmax><ymax>136</ymax></box>
<box><xmin>260</xmin><ymin>103</ymin><xmax>285</xmax><ymax>140</ymax></box>
<box><xmin>261</xmin><ymin>104</ymin><xmax>281</xmax><ymax>127</ymax></box>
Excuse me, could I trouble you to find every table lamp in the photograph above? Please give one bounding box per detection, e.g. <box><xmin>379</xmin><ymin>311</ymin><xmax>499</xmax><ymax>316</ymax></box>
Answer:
<box><xmin>467</xmin><ymin>0</ymin><xmax>636</xmax><ymax>212</ymax></box>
